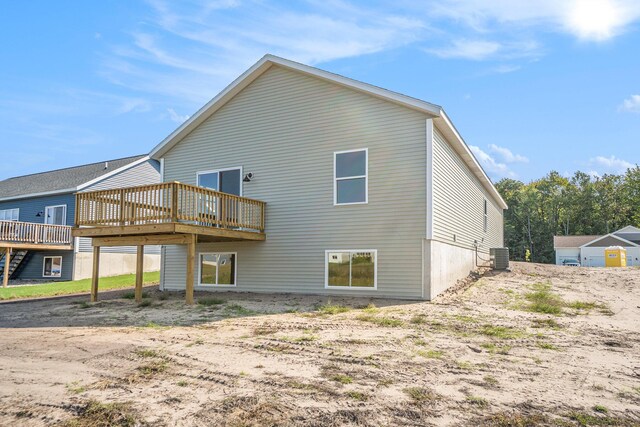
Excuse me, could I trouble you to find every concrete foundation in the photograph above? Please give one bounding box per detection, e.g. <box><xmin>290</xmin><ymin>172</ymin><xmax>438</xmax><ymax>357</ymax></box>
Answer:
<box><xmin>73</xmin><ymin>252</ymin><xmax>161</xmax><ymax>280</ymax></box>
<box><xmin>424</xmin><ymin>239</ymin><xmax>484</xmax><ymax>300</ymax></box>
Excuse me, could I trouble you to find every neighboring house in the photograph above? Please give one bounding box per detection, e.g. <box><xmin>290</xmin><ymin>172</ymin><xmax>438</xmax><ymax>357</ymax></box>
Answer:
<box><xmin>0</xmin><ymin>155</ymin><xmax>161</xmax><ymax>285</ymax></box>
<box><xmin>553</xmin><ymin>226</ymin><xmax>640</xmax><ymax>267</ymax></box>
<box><xmin>73</xmin><ymin>55</ymin><xmax>507</xmax><ymax>303</ymax></box>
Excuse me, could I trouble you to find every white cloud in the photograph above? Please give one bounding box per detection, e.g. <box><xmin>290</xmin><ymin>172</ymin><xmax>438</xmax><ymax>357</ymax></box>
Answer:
<box><xmin>489</xmin><ymin>144</ymin><xmax>528</xmax><ymax>163</ymax></box>
<box><xmin>619</xmin><ymin>94</ymin><xmax>640</xmax><ymax>113</ymax></box>
<box><xmin>426</xmin><ymin>39</ymin><xmax>501</xmax><ymax>60</ymax></box>
<box><xmin>589</xmin><ymin>155</ymin><xmax>634</xmax><ymax>174</ymax></box>
<box><xmin>430</xmin><ymin>0</ymin><xmax>640</xmax><ymax>42</ymax></box>
<box><xmin>167</xmin><ymin>108</ymin><xmax>190</xmax><ymax>123</ymax></box>
<box><xmin>469</xmin><ymin>145</ymin><xmax>516</xmax><ymax>178</ymax></box>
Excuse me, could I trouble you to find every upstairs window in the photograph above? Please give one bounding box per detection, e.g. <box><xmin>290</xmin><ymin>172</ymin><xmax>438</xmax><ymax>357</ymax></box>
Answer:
<box><xmin>0</xmin><ymin>208</ymin><xmax>19</xmax><ymax>221</ymax></box>
<box><xmin>334</xmin><ymin>149</ymin><xmax>368</xmax><ymax>205</ymax></box>
<box><xmin>483</xmin><ymin>199</ymin><xmax>488</xmax><ymax>232</ymax></box>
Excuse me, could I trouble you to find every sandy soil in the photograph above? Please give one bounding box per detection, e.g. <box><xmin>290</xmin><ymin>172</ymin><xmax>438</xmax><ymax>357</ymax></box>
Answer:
<box><xmin>0</xmin><ymin>262</ymin><xmax>638</xmax><ymax>426</ymax></box>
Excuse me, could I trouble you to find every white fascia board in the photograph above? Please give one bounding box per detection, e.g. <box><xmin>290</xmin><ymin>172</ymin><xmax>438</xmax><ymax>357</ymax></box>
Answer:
<box><xmin>579</xmin><ymin>233</ymin><xmax>639</xmax><ymax>248</ymax></box>
<box><xmin>614</xmin><ymin>225</ymin><xmax>640</xmax><ymax>233</ymax></box>
<box><xmin>426</xmin><ymin>119</ymin><xmax>434</xmax><ymax>240</ymax></box>
<box><xmin>434</xmin><ymin>111</ymin><xmax>508</xmax><ymax>210</ymax></box>
<box><xmin>76</xmin><ymin>156</ymin><xmax>151</xmax><ymax>191</ymax></box>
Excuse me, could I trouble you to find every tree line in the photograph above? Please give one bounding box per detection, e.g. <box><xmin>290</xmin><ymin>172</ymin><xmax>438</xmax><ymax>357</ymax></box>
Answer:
<box><xmin>495</xmin><ymin>167</ymin><xmax>640</xmax><ymax>263</ymax></box>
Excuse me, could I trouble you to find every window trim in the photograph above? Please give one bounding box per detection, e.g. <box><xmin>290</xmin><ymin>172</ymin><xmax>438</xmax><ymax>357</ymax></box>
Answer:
<box><xmin>44</xmin><ymin>204</ymin><xmax>67</xmax><ymax>225</ymax></box>
<box><xmin>0</xmin><ymin>208</ymin><xmax>19</xmax><ymax>221</ymax></box>
<box><xmin>333</xmin><ymin>148</ymin><xmax>368</xmax><ymax>206</ymax></box>
<box><xmin>197</xmin><ymin>252</ymin><xmax>238</xmax><ymax>287</ymax></box>
<box><xmin>324</xmin><ymin>249</ymin><xmax>377</xmax><ymax>290</ymax></box>
<box><xmin>196</xmin><ymin>166</ymin><xmax>243</xmax><ymax>196</ymax></box>
<box><xmin>42</xmin><ymin>256</ymin><xmax>63</xmax><ymax>278</ymax></box>
<box><xmin>483</xmin><ymin>199</ymin><xmax>488</xmax><ymax>233</ymax></box>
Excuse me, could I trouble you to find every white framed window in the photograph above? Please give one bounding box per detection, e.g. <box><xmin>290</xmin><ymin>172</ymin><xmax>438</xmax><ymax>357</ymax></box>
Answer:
<box><xmin>43</xmin><ymin>256</ymin><xmax>62</xmax><ymax>278</ymax></box>
<box><xmin>325</xmin><ymin>250</ymin><xmax>377</xmax><ymax>289</ymax></box>
<box><xmin>197</xmin><ymin>167</ymin><xmax>243</xmax><ymax>196</ymax></box>
<box><xmin>483</xmin><ymin>199</ymin><xmax>488</xmax><ymax>232</ymax></box>
<box><xmin>198</xmin><ymin>252</ymin><xmax>237</xmax><ymax>287</ymax></box>
<box><xmin>44</xmin><ymin>205</ymin><xmax>67</xmax><ymax>225</ymax></box>
<box><xmin>334</xmin><ymin>149</ymin><xmax>368</xmax><ymax>205</ymax></box>
<box><xmin>0</xmin><ymin>208</ymin><xmax>19</xmax><ymax>221</ymax></box>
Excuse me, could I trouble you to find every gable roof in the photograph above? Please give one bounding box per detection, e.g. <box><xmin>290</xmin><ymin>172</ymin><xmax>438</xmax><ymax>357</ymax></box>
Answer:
<box><xmin>148</xmin><ymin>54</ymin><xmax>508</xmax><ymax>210</ymax></box>
<box><xmin>554</xmin><ymin>235</ymin><xmax>602</xmax><ymax>248</ymax></box>
<box><xmin>614</xmin><ymin>225</ymin><xmax>640</xmax><ymax>234</ymax></box>
<box><xmin>0</xmin><ymin>155</ymin><xmax>149</xmax><ymax>201</ymax></box>
<box><xmin>581</xmin><ymin>233</ymin><xmax>639</xmax><ymax>248</ymax></box>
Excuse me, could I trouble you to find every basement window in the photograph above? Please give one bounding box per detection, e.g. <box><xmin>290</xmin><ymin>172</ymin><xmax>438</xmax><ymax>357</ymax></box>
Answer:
<box><xmin>199</xmin><ymin>253</ymin><xmax>236</xmax><ymax>286</ymax></box>
<box><xmin>43</xmin><ymin>256</ymin><xmax>62</xmax><ymax>278</ymax></box>
<box><xmin>334</xmin><ymin>149</ymin><xmax>368</xmax><ymax>205</ymax></box>
<box><xmin>326</xmin><ymin>250</ymin><xmax>376</xmax><ymax>288</ymax></box>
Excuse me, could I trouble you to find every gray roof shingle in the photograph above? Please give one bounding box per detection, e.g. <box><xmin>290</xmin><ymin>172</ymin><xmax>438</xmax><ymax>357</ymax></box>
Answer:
<box><xmin>0</xmin><ymin>155</ymin><xmax>146</xmax><ymax>200</ymax></box>
<box><xmin>553</xmin><ymin>235</ymin><xmax>602</xmax><ymax>248</ymax></box>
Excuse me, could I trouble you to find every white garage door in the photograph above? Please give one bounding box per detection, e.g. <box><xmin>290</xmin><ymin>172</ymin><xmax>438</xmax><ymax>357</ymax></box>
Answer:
<box><xmin>587</xmin><ymin>256</ymin><xmax>605</xmax><ymax>267</ymax></box>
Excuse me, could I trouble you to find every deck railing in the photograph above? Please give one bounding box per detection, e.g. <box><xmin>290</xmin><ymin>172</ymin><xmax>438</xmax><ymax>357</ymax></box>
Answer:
<box><xmin>75</xmin><ymin>182</ymin><xmax>266</xmax><ymax>232</ymax></box>
<box><xmin>0</xmin><ymin>220</ymin><xmax>73</xmax><ymax>246</ymax></box>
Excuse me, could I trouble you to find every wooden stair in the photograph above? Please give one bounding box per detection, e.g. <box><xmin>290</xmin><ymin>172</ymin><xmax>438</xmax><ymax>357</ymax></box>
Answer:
<box><xmin>0</xmin><ymin>250</ymin><xmax>29</xmax><ymax>281</ymax></box>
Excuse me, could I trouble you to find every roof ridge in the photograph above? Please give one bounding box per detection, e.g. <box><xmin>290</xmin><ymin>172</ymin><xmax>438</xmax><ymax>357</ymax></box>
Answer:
<box><xmin>0</xmin><ymin>154</ymin><xmax>146</xmax><ymax>182</ymax></box>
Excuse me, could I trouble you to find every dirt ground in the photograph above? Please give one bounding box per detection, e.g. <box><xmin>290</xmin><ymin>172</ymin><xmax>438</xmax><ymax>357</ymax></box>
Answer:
<box><xmin>0</xmin><ymin>262</ymin><xmax>638</xmax><ymax>426</ymax></box>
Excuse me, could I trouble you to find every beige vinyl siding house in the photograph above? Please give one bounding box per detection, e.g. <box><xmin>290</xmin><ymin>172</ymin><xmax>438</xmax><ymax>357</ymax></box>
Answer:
<box><xmin>150</xmin><ymin>55</ymin><xmax>506</xmax><ymax>300</ymax></box>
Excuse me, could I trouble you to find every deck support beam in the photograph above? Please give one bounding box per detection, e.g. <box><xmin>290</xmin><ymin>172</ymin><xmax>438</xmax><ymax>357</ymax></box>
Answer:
<box><xmin>91</xmin><ymin>246</ymin><xmax>100</xmax><ymax>302</ymax></box>
<box><xmin>3</xmin><ymin>247</ymin><xmax>10</xmax><ymax>288</ymax></box>
<box><xmin>135</xmin><ymin>245</ymin><xmax>144</xmax><ymax>303</ymax></box>
<box><xmin>185</xmin><ymin>234</ymin><xmax>195</xmax><ymax>305</ymax></box>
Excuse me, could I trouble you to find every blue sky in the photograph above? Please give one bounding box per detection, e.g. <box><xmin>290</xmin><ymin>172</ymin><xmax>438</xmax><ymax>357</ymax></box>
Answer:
<box><xmin>1</xmin><ymin>0</ymin><xmax>639</xmax><ymax>182</ymax></box>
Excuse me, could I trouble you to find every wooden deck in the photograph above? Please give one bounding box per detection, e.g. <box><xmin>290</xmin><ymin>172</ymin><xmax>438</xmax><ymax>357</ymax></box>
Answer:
<box><xmin>72</xmin><ymin>182</ymin><xmax>267</xmax><ymax>304</ymax></box>
<box><xmin>0</xmin><ymin>220</ymin><xmax>73</xmax><ymax>287</ymax></box>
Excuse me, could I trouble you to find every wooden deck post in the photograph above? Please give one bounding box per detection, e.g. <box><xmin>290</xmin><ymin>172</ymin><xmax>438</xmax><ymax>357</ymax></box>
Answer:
<box><xmin>135</xmin><ymin>245</ymin><xmax>144</xmax><ymax>303</ymax></box>
<box><xmin>185</xmin><ymin>234</ymin><xmax>195</xmax><ymax>305</ymax></box>
<box><xmin>3</xmin><ymin>247</ymin><xmax>10</xmax><ymax>288</ymax></box>
<box><xmin>91</xmin><ymin>246</ymin><xmax>100</xmax><ymax>302</ymax></box>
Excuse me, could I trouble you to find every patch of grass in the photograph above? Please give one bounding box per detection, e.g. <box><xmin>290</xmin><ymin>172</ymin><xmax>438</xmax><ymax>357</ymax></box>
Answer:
<box><xmin>224</xmin><ymin>303</ymin><xmax>254</xmax><ymax>316</ymax></box>
<box><xmin>593</xmin><ymin>405</ymin><xmax>608</xmax><ymax>413</ymax></box>
<box><xmin>480</xmin><ymin>342</ymin><xmax>512</xmax><ymax>355</ymax></box>
<box><xmin>524</xmin><ymin>283</ymin><xmax>564</xmax><ymax>315</ymax></box>
<box><xmin>483</xmin><ymin>375</ymin><xmax>499</xmax><ymax>386</ymax></box>
<box><xmin>346</xmin><ymin>391</ymin><xmax>368</xmax><ymax>401</ymax></box>
<box><xmin>565</xmin><ymin>411</ymin><xmax>630</xmax><ymax>426</ymax></box>
<box><xmin>177</xmin><ymin>380</ymin><xmax>188</xmax><ymax>387</ymax></box>
<box><xmin>197</xmin><ymin>297</ymin><xmax>225</xmax><ymax>306</ymax></box>
<box><xmin>410</xmin><ymin>314</ymin><xmax>428</xmax><ymax>324</ymax></box>
<box><xmin>455</xmin><ymin>360</ymin><xmax>474</xmax><ymax>370</ymax></box>
<box><xmin>65</xmin><ymin>381</ymin><xmax>86</xmax><ymax>395</ymax></box>
<box><xmin>137</xmin><ymin>360</ymin><xmax>168</xmax><ymax>377</ymax></box>
<box><xmin>356</xmin><ymin>313</ymin><xmax>404</xmax><ymax>327</ymax></box>
<box><xmin>331</xmin><ymin>374</ymin><xmax>353</xmax><ymax>385</ymax></box>
<box><xmin>417</xmin><ymin>349</ymin><xmax>444</xmax><ymax>359</ymax></box>
<box><xmin>453</xmin><ymin>314</ymin><xmax>479</xmax><ymax>323</ymax></box>
<box><xmin>531</xmin><ymin>318</ymin><xmax>561</xmax><ymax>329</ymax></box>
<box><xmin>481</xmin><ymin>325</ymin><xmax>525</xmax><ymax>339</ymax></box>
<box><xmin>466</xmin><ymin>395</ymin><xmax>489</xmax><ymax>408</ymax></box>
<box><xmin>157</xmin><ymin>293</ymin><xmax>169</xmax><ymax>301</ymax></box>
<box><xmin>317</xmin><ymin>302</ymin><xmax>351</xmax><ymax>315</ymax></box>
<box><xmin>122</xmin><ymin>291</ymin><xmax>149</xmax><ymax>300</ymax></box>
<box><xmin>476</xmin><ymin>411</ymin><xmax>551</xmax><ymax>427</ymax></box>
<box><xmin>76</xmin><ymin>301</ymin><xmax>92</xmax><ymax>309</ymax></box>
<box><xmin>0</xmin><ymin>271</ymin><xmax>160</xmax><ymax>301</ymax></box>
<box><xmin>537</xmin><ymin>342</ymin><xmax>559</xmax><ymax>350</ymax></box>
<box><xmin>135</xmin><ymin>348</ymin><xmax>160</xmax><ymax>358</ymax></box>
<box><xmin>403</xmin><ymin>387</ymin><xmax>441</xmax><ymax>404</ymax></box>
<box><xmin>140</xmin><ymin>322</ymin><xmax>167</xmax><ymax>329</ymax></box>
<box><xmin>61</xmin><ymin>400</ymin><xmax>140</xmax><ymax>427</ymax></box>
